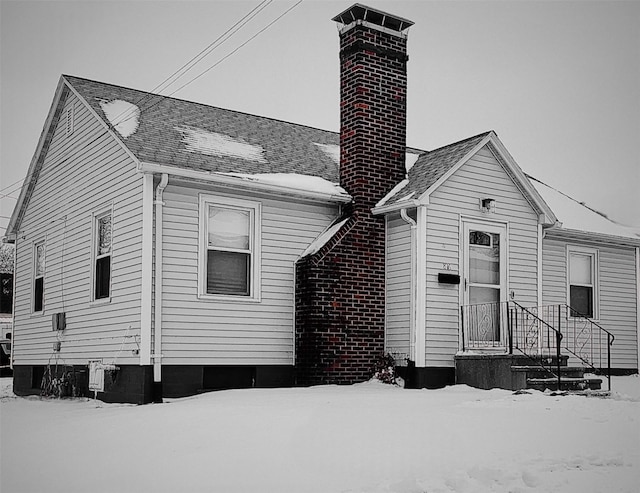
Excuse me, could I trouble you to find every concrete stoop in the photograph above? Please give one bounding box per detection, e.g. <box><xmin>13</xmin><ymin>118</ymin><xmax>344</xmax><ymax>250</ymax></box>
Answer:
<box><xmin>455</xmin><ymin>352</ymin><xmax>602</xmax><ymax>391</ymax></box>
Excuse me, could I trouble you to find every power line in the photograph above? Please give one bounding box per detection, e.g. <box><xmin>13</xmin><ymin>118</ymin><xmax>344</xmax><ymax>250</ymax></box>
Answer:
<box><xmin>122</xmin><ymin>0</ymin><xmax>305</xmax><ymax>122</ymax></box>
<box><xmin>3</xmin><ymin>0</ymin><xmax>304</xmax><ymax>229</ymax></box>
<box><xmin>0</xmin><ymin>176</ymin><xmax>27</xmax><ymax>195</ymax></box>
<box><xmin>1</xmin><ymin>1</ymin><xmax>280</xmax><ymax>206</ymax></box>
<box><xmin>1</xmin><ymin>1</ymin><xmax>276</xmax><ymax>199</ymax></box>
<box><xmin>105</xmin><ymin>0</ymin><xmax>275</xmax><ymax>131</ymax></box>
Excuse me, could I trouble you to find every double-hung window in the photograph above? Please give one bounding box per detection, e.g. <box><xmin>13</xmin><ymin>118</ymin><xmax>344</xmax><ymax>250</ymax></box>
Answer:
<box><xmin>94</xmin><ymin>212</ymin><xmax>112</xmax><ymax>300</ymax></box>
<box><xmin>33</xmin><ymin>241</ymin><xmax>45</xmax><ymax>313</ymax></box>
<box><xmin>567</xmin><ymin>247</ymin><xmax>598</xmax><ymax>318</ymax></box>
<box><xmin>199</xmin><ymin>195</ymin><xmax>261</xmax><ymax>300</ymax></box>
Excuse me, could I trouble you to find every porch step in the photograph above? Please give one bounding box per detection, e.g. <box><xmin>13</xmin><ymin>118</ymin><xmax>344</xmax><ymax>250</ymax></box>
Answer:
<box><xmin>526</xmin><ymin>377</ymin><xmax>602</xmax><ymax>392</ymax></box>
<box><xmin>509</xmin><ymin>354</ymin><xmax>569</xmax><ymax>367</ymax></box>
<box><xmin>511</xmin><ymin>365</ymin><xmax>585</xmax><ymax>379</ymax></box>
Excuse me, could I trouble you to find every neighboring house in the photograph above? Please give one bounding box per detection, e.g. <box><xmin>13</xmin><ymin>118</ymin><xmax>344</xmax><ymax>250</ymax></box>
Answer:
<box><xmin>0</xmin><ymin>243</ymin><xmax>14</xmax><ymax>373</ymax></box>
<box><xmin>5</xmin><ymin>4</ymin><xmax>639</xmax><ymax>403</ymax></box>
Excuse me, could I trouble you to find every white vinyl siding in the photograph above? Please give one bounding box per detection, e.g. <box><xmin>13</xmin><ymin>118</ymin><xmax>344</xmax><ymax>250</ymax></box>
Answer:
<box><xmin>424</xmin><ymin>145</ymin><xmax>540</xmax><ymax>367</ymax></box>
<box><xmin>385</xmin><ymin>214</ymin><xmax>412</xmax><ymax>361</ymax></box>
<box><xmin>12</xmin><ymin>91</ymin><xmax>143</xmax><ymax>366</ymax></box>
<box><xmin>542</xmin><ymin>236</ymin><xmax>638</xmax><ymax>370</ymax></box>
<box><xmin>160</xmin><ymin>182</ymin><xmax>338</xmax><ymax>365</ymax></box>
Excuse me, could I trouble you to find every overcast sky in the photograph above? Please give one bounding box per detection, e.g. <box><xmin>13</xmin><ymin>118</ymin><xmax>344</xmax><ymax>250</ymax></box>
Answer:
<box><xmin>1</xmin><ymin>0</ymin><xmax>639</xmax><ymax>234</ymax></box>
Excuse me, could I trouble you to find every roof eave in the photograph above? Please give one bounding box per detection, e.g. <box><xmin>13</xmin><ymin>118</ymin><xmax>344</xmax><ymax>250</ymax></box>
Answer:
<box><xmin>487</xmin><ymin>135</ymin><xmax>557</xmax><ymax>225</ymax></box>
<box><xmin>138</xmin><ymin>162</ymin><xmax>352</xmax><ymax>204</ymax></box>
<box><xmin>545</xmin><ymin>224</ymin><xmax>640</xmax><ymax>247</ymax></box>
<box><xmin>5</xmin><ymin>76</ymin><xmax>69</xmax><ymax>239</ymax></box>
<box><xmin>372</xmin><ymin>199</ymin><xmax>421</xmax><ymax>215</ymax></box>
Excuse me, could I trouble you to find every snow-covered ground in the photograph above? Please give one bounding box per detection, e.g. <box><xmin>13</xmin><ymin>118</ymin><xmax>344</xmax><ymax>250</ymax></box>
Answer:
<box><xmin>1</xmin><ymin>375</ymin><xmax>638</xmax><ymax>493</ymax></box>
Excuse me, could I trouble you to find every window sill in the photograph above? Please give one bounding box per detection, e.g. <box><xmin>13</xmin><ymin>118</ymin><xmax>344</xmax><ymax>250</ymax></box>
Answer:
<box><xmin>197</xmin><ymin>293</ymin><xmax>261</xmax><ymax>304</ymax></box>
<box><xmin>90</xmin><ymin>297</ymin><xmax>111</xmax><ymax>307</ymax></box>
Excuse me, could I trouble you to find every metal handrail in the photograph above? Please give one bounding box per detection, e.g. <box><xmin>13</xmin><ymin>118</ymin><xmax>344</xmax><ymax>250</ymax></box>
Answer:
<box><xmin>560</xmin><ymin>304</ymin><xmax>614</xmax><ymax>391</ymax></box>
<box><xmin>509</xmin><ymin>301</ymin><xmax>563</xmax><ymax>390</ymax></box>
<box><xmin>460</xmin><ymin>301</ymin><xmax>614</xmax><ymax>391</ymax></box>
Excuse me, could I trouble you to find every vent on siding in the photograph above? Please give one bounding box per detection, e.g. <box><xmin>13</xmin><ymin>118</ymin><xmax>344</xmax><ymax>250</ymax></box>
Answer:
<box><xmin>65</xmin><ymin>106</ymin><xmax>74</xmax><ymax>136</ymax></box>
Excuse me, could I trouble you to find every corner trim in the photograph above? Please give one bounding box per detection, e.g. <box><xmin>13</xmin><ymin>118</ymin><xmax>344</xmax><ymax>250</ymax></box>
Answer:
<box><xmin>140</xmin><ymin>173</ymin><xmax>153</xmax><ymax>366</ymax></box>
<box><xmin>636</xmin><ymin>247</ymin><xmax>639</xmax><ymax>370</ymax></box>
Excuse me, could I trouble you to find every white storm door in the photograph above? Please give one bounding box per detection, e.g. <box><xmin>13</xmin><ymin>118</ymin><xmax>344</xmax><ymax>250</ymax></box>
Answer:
<box><xmin>463</xmin><ymin>221</ymin><xmax>508</xmax><ymax>345</ymax></box>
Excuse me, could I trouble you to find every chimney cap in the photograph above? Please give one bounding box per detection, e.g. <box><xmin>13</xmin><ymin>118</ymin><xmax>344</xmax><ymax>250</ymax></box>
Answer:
<box><xmin>332</xmin><ymin>3</ymin><xmax>414</xmax><ymax>32</ymax></box>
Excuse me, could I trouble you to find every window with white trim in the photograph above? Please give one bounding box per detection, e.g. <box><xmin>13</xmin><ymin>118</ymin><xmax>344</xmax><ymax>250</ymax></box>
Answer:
<box><xmin>568</xmin><ymin>247</ymin><xmax>598</xmax><ymax>318</ymax></box>
<box><xmin>33</xmin><ymin>241</ymin><xmax>45</xmax><ymax>312</ymax></box>
<box><xmin>199</xmin><ymin>195</ymin><xmax>260</xmax><ymax>299</ymax></box>
<box><xmin>94</xmin><ymin>212</ymin><xmax>112</xmax><ymax>300</ymax></box>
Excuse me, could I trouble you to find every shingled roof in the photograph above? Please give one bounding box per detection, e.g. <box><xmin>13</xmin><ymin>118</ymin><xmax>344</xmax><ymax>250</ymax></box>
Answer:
<box><xmin>6</xmin><ymin>76</ymin><xmax>636</xmax><ymax>244</ymax></box>
<box><xmin>66</xmin><ymin>75</ymin><xmax>348</xmax><ymax>181</ymax></box>
<box><xmin>377</xmin><ymin>131</ymin><xmax>492</xmax><ymax>207</ymax></box>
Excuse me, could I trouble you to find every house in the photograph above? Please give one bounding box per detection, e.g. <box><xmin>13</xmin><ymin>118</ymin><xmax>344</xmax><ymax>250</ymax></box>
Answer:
<box><xmin>5</xmin><ymin>4</ymin><xmax>639</xmax><ymax>403</ymax></box>
<box><xmin>0</xmin><ymin>243</ymin><xmax>14</xmax><ymax>374</ymax></box>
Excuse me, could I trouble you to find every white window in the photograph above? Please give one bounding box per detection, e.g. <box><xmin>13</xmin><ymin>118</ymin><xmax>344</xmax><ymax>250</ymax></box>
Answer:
<box><xmin>33</xmin><ymin>241</ymin><xmax>45</xmax><ymax>313</ymax></box>
<box><xmin>199</xmin><ymin>195</ymin><xmax>261</xmax><ymax>300</ymax></box>
<box><xmin>567</xmin><ymin>247</ymin><xmax>598</xmax><ymax>318</ymax></box>
<box><xmin>93</xmin><ymin>211</ymin><xmax>112</xmax><ymax>301</ymax></box>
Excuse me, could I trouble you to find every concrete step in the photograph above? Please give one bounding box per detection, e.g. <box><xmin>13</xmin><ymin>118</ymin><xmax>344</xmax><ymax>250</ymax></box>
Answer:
<box><xmin>510</xmin><ymin>353</ymin><xmax>569</xmax><ymax>367</ymax></box>
<box><xmin>526</xmin><ymin>377</ymin><xmax>602</xmax><ymax>392</ymax></box>
<box><xmin>511</xmin><ymin>365</ymin><xmax>585</xmax><ymax>379</ymax></box>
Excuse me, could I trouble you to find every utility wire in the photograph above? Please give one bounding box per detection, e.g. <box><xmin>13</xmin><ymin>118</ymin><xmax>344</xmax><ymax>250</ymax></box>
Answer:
<box><xmin>0</xmin><ymin>177</ymin><xmax>28</xmax><ymax>195</ymax></box>
<box><xmin>170</xmin><ymin>0</ymin><xmax>304</xmax><ymax>96</ymax></box>
<box><xmin>3</xmin><ymin>0</ymin><xmax>304</xmax><ymax>223</ymax></box>
<box><xmin>1</xmin><ymin>1</ymin><xmax>280</xmax><ymax>205</ymax></box>
<box><xmin>116</xmin><ymin>0</ymin><xmax>305</xmax><ymax>126</ymax></box>
<box><xmin>104</xmin><ymin>0</ymin><xmax>274</xmax><ymax>130</ymax></box>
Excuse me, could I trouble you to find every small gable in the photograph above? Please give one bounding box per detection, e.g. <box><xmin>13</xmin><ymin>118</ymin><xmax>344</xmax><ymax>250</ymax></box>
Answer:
<box><xmin>431</xmin><ymin>143</ymin><xmax>540</xmax><ymax>221</ymax></box>
<box><xmin>376</xmin><ymin>132</ymin><xmax>491</xmax><ymax>209</ymax></box>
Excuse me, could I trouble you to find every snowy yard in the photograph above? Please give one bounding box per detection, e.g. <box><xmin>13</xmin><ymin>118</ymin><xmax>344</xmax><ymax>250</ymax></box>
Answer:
<box><xmin>1</xmin><ymin>376</ymin><xmax>638</xmax><ymax>493</ymax></box>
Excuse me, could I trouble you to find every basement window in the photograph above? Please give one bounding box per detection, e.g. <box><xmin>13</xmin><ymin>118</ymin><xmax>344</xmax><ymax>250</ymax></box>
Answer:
<box><xmin>33</xmin><ymin>241</ymin><xmax>45</xmax><ymax>313</ymax></box>
<box><xmin>567</xmin><ymin>247</ymin><xmax>598</xmax><ymax>319</ymax></box>
<box><xmin>199</xmin><ymin>195</ymin><xmax>261</xmax><ymax>301</ymax></box>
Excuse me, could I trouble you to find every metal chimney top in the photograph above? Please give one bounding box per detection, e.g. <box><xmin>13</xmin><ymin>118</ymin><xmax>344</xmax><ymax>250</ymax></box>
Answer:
<box><xmin>332</xmin><ymin>3</ymin><xmax>414</xmax><ymax>32</ymax></box>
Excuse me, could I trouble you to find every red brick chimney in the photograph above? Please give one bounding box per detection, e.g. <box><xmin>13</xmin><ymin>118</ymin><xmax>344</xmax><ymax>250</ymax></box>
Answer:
<box><xmin>295</xmin><ymin>4</ymin><xmax>413</xmax><ymax>385</ymax></box>
<box><xmin>334</xmin><ymin>4</ymin><xmax>413</xmax><ymax>207</ymax></box>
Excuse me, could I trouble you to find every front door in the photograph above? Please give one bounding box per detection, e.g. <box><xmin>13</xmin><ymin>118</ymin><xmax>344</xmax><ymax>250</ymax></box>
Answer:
<box><xmin>463</xmin><ymin>221</ymin><xmax>507</xmax><ymax>346</ymax></box>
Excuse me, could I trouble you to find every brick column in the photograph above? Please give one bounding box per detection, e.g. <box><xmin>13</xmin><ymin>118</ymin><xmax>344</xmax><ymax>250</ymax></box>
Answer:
<box><xmin>295</xmin><ymin>6</ymin><xmax>413</xmax><ymax>385</ymax></box>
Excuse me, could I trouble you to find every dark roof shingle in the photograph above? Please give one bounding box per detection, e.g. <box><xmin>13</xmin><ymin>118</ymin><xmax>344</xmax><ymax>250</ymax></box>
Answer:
<box><xmin>380</xmin><ymin>131</ymin><xmax>492</xmax><ymax>207</ymax></box>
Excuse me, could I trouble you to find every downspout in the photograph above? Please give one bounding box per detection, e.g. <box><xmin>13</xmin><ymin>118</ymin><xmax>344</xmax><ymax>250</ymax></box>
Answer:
<box><xmin>153</xmin><ymin>173</ymin><xmax>169</xmax><ymax>402</ymax></box>
<box><xmin>400</xmin><ymin>209</ymin><xmax>417</xmax><ymax>362</ymax></box>
<box><xmin>537</xmin><ymin>224</ymin><xmax>543</xmax><ymax>308</ymax></box>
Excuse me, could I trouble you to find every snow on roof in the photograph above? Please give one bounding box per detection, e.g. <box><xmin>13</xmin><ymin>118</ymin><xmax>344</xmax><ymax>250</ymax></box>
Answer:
<box><xmin>314</xmin><ymin>142</ymin><xmax>422</xmax><ymax>173</ymax></box>
<box><xmin>405</xmin><ymin>152</ymin><xmax>420</xmax><ymax>172</ymax></box>
<box><xmin>375</xmin><ymin>178</ymin><xmax>410</xmax><ymax>208</ymax></box>
<box><xmin>218</xmin><ymin>172</ymin><xmax>349</xmax><ymax>198</ymax></box>
<box><xmin>530</xmin><ymin>176</ymin><xmax>640</xmax><ymax>240</ymax></box>
<box><xmin>300</xmin><ymin>217</ymin><xmax>350</xmax><ymax>258</ymax></box>
<box><xmin>176</xmin><ymin>125</ymin><xmax>267</xmax><ymax>163</ymax></box>
<box><xmin>314</xmin><ymin>143</ymin><xmax>340</xmax><ymax>164</ymax></box>
<box><xmin>98</xmin><ymin>99</ymin><xmax>140</xmax><ymax>138</ymax></box>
